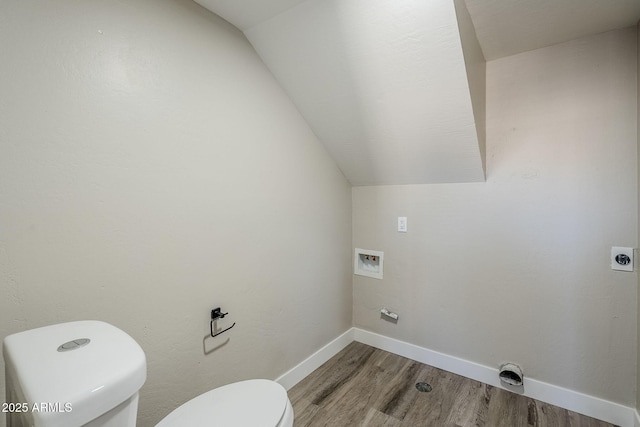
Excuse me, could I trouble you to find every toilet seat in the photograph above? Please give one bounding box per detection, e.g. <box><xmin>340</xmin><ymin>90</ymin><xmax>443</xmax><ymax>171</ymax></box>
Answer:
<box><xmin>156</xmin><ymin>379</ymin><xmax>292</xmax><ymax>427</ymax></box>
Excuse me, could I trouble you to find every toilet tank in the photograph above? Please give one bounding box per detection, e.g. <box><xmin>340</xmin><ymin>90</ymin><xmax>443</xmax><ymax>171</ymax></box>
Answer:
<box><xmin>3</xmin><ymin>321</ymin><xmax>146</xmax><ymax>427</ymax></box>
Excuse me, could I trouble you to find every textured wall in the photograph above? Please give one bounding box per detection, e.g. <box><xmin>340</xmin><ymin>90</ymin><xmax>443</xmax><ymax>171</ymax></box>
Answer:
<box><xmin>637</xmin><ymin>19</ymin><xmax>640</xmax><ymax>417</ymax></box>
<box><xmin>353</xmin><ymin>28</ymin><xmax>638</xmax><ymax>406</ymax></box>
<box><xmin>0</xmin><ymin>0</ymin><xmax>352</xmax><ymax>426</ymax></box>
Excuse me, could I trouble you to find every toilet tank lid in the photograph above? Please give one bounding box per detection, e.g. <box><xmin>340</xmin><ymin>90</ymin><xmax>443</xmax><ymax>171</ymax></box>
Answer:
<box><xmin>156</xmin><ymin>379</ymin><xmax>288</xmax><ymax>427</ymax></box>
<box><xmin>3</xmin><ymin>320</ymin><xmax>146</xmax><ymax>427</ymax></box>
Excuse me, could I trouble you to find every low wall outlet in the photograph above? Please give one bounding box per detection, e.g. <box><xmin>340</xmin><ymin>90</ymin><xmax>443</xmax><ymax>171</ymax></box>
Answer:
<box><xmin>611</xmin><ymin>247</ymin><xmax>634</xmax><ymax>272</ymax></box>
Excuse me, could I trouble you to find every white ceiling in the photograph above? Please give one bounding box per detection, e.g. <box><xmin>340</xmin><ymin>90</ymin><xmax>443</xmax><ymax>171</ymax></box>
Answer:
<box><xmin>193</xmin><ymin>0</ymin><xmax>307</xmax><ymax>30</ymax></box>
<box><xmin>243</xmin><ymin>0</ymin><xmax>487</xmax><ymax>185</ymax></box>
<box><xmin>193</xmin><ymin>0</ymin><xmax>640</xmax><ymax>185</ymax></box>
<box><xmin>197</xmin><ymin>0</ymin><xmax>640</xmax><ymax>58</ymax></box>
<box><xmin>465</xmin><ymin>0</ymin><xmax>640</xmax><ymax>60</ymax></box>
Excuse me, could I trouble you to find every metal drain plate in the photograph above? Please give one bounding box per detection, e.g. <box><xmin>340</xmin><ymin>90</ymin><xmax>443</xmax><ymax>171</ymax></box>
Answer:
<box><xmin>415</xmin><ymin>382</ymin><xmax>432</xmax><ymax>392</ymax></box>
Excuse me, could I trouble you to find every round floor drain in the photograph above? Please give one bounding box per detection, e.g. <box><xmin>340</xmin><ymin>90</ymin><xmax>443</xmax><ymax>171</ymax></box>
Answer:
<box><xmin>415</xmin><ymin>382</ymin><xmax>432</xmax><ymax>392</ymax></box>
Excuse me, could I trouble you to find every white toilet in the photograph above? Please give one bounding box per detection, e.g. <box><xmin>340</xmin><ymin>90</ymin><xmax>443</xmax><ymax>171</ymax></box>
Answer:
<box><xmin>3</xmin><ymin>321</ymin><xmax>294</xmax><ymax>427</ymax></box>
<box><xmin>156</xmin><ymin>379</ymin><xmax>294</xmax><ymax>427</ymax></box>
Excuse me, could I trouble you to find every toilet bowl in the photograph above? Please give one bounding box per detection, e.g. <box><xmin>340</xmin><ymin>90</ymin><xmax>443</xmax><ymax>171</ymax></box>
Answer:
<box><xmin>3</xmin><ymin>321</ymin><xmax>293</xmax><ymax>427</ymax></box>
<box><xmin>155</xmin><ymin>379</ymin><xmax>294</xmax><ymax>427</ymax></box>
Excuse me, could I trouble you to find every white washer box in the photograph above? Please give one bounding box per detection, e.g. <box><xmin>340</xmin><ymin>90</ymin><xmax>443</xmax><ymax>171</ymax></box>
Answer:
<box><xmin>354</xmin><ymin>248</ymin><xmax>384</xmax><ymax>280</ymax></box>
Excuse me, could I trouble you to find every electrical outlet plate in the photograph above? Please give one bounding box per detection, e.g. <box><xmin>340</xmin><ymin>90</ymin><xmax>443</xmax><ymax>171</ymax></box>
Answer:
<box><xmin>611</xmin><ymin>247</ymin><xmax>634</xmax><ymax>272</ymax></box>
<box><xmin>398</xmin><ymin>217</ymin><xmax>407</xmax><ymax>232</ymax></box>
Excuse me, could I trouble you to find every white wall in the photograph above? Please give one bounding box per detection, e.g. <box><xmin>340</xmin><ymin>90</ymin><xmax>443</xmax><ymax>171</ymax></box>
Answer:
<box><xmin>0</xmin><ymin>1</ymin><xmax>352</xmax><ymax>426</ymax></box>
<box><xmin>637</xmin><ymin>19</ymin><xmax>640</xmax><ymax>416</ymax></box>
<box><xmin>353</xmin><ymin>27</ymin><xmax>638</xmax><ymax>406</ymax></box>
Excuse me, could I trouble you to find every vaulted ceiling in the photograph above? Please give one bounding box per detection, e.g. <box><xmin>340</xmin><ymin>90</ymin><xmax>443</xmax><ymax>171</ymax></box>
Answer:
<box><xmin>465</xmin><ymin>0</ymin><xmax>640</xmax><ymax>60</ymax></box>
<box><xmin>194</xmin><ymin>0</ymin><xmax>640</xmax><ymax>186</ymax></box>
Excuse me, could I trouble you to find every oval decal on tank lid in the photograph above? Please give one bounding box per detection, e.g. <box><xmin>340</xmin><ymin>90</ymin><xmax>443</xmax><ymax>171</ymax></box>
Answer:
<box><xmin>57</xmin><ymin>338</ymin><xmax>91</xmax><ymax>352</ymax></box>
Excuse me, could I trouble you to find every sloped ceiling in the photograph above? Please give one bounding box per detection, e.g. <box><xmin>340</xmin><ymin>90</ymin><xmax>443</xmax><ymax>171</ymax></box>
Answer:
<box><xmin>193</xmin><ymin>0</ymin><xmax>640</xmax><ymax>185</ymax></box>
<box><xmin>245</xmin><ymin>0</ymin><xmax>487</xmax><ymax>186</ymax></box>
<box><xmin>465</xmin><ymin>0</ymin><xmax>640</xmax><ymax>60</ymax></box>
<box><xmin>192</xmin><ymin>0</ymin><xmax>307</xmax><ymax>30</ymax></box>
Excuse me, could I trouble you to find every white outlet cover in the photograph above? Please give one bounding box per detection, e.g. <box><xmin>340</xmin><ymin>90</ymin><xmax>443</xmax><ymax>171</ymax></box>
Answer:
<box><xmin>398</xmin><ymin>217</ymin><xmax>407</xmax><ymax>232</ymax></box>
<box><xmin>611</xmin><ymin>247</ymin><xmax>634</xmax><ymax>272</ymax></box>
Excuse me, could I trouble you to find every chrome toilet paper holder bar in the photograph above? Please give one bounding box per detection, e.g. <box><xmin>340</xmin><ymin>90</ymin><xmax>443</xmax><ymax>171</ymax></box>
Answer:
<box><xmin>210</xmin><ymin>307</ymin><xmax>236</xmax><ymax>338</ymax></box>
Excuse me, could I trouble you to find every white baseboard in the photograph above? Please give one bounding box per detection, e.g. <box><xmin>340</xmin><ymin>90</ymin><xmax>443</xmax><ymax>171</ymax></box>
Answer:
<box><xmin>354</xmin><ymin>328</ymin><xmax>636</xmax><ymax>427</ymax></box>
<box><xmin>275</xmin><ymin>328</ymin><xmax>355</xmax><ymax>390</ymax></box>
<box><xmin>273</xmin><ymin>327</ymin><xmax>635</xmax><ymax>426</ymax></box>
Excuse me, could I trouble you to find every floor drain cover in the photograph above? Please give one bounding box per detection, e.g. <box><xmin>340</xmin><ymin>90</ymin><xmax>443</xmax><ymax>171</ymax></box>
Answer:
<box><xmin>415</xmin><ymin>382</ymin><xmax>432</xmax><ymax>392</ymax></box>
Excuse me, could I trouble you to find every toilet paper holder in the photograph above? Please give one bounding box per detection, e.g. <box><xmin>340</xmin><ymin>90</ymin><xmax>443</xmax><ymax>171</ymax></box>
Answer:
<box><xmin>210</xmin><ymin>307</ymin><xmax>236</xmax><ymax>338</ymax></box>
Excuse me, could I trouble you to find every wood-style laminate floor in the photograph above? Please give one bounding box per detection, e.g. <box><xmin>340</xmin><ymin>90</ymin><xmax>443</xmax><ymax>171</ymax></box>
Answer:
<box><xmin>289</xmin><ymin>342</ymin><xmax>617</xmax><ymax>427</ymax></box>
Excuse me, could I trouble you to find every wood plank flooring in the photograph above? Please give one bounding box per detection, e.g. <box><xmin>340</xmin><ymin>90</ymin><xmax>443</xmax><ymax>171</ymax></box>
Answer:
<box><xmin>289</xmin><ymin>342</ymin><xmax>617</xmax><ymax>427</ymax></box>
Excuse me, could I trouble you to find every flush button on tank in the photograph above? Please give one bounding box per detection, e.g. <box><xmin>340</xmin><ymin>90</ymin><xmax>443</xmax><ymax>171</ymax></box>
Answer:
<box><xmin>57</xmin><ymin>338</ymin><xmax>90</xmax><ymax>352</ymax></box>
